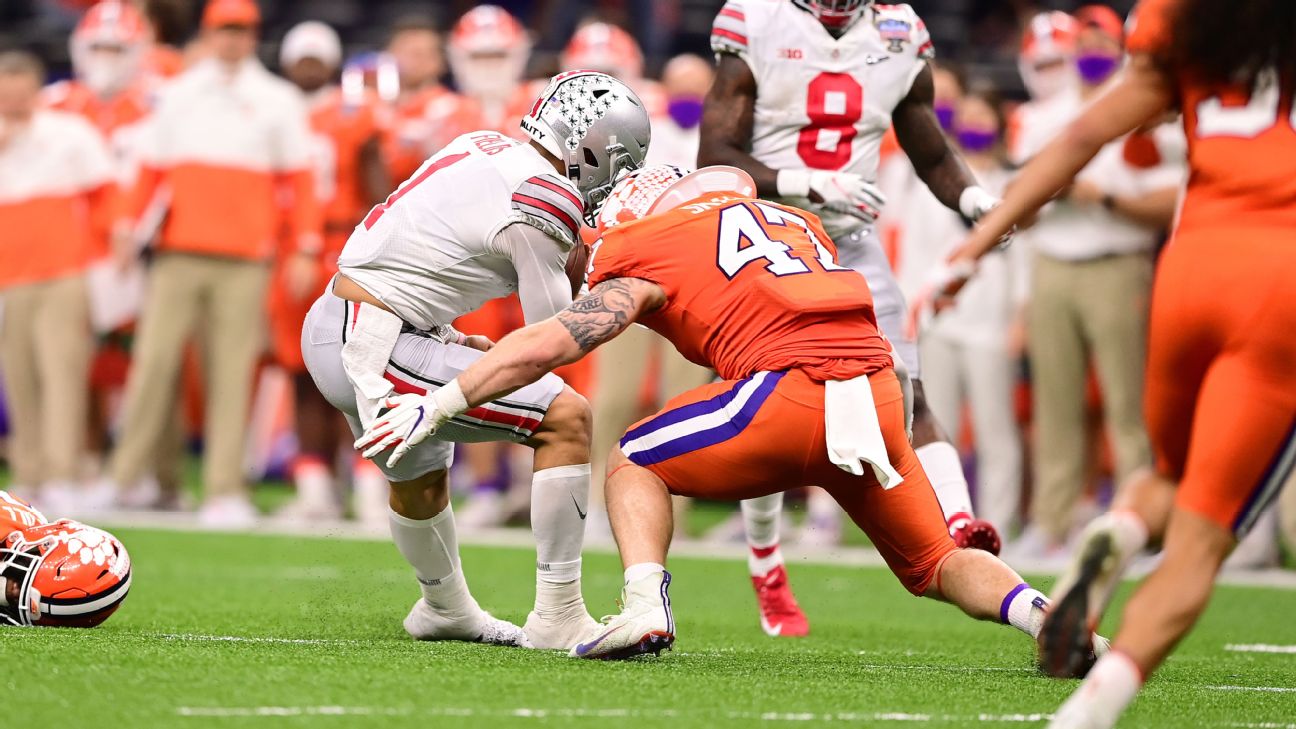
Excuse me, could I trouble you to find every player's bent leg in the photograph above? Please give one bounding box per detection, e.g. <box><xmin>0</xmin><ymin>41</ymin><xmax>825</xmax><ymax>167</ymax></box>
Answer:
<box><xmin>570</xmin><ymin>446</ymin><xmax>676</xmax><ymax>660</ymax></box>
<box><xmin>742</xmin><ymin>492</ymin><xmax>809</xmax><ymax>638</ymax></box>
<box><xmin>387</xmin><ymin>469</ymin><xmax>530</xmax><ymax>647</ymax></box>
<box><xmin>522</xmin><ymin>386</ymin><xmax>599</xmax><ymax>650</ymax></box>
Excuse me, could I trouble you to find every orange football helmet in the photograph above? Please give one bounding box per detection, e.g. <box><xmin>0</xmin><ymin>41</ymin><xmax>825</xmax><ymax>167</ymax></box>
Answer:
<box><xmin>596</xmin><ymin>164</ymin><xmax>757</xmax><ymax>235</ymax></box>
<box><xmin>448</xmin><ymin>5</ymin><xmax>531</xmax><ymax>102</ymax></box>
<box><xmin>1</xmin><ymin>520</ymin><xmax>132</xmax><ymax>628</ymax></box>
<box><xmin>1019</xmin><ymin>11</ymin><xmax>1079</xmax><ymax>100</ymax></box>
<box><xmin>71</xmin><ymin>1</ymin><xmax>148</xmax><ymax>97</ymax></box>
<box><xmin>562</xmin><ymin>23</ymin><xmax>643</xmax><ymax>81</ymax></box>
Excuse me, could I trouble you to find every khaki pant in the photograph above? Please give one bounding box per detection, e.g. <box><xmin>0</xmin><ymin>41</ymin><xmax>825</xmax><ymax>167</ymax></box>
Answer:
<box><xmin>590</xmin><ymin>325</ymin><xmax>713</xmax><ymax>507</ymax></box>
<box><xmin>109</xmin><ymin>253</ymin><xmax>269</xmax><ymax>500</ymax></box>
<box><xmin>0</xmin><ymin>275</ymin><xmax>91</xmax><ymax>487</ymax></box>
<box><xmin>1028</xmin><ymin>253</ymin><xmax>1153</xmax><ymax>542</ymax></box>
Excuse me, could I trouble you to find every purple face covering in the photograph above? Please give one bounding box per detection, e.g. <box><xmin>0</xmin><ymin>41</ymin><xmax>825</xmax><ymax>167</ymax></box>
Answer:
<box><xmin>1076</xmin><ymin>53</ymin><xmax>1119</xmax><ymax>85</ymax></box>
<box><xmin>955</xmin><ymin>127</ymin><xmax>998</xmax><ymax>153</ymax></box>
<box><xmin>935</xmin><ymin>103</ymin><xmax>956</xmax><ymax>131</ymax></box>
<box><xmin>667</xmin><ymin>96</ymin><xmax>705</xmax><ymax>129</ymax></box>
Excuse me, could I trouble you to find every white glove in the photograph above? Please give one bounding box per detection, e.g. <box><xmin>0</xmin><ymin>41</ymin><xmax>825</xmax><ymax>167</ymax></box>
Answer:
<box><xmin>959</xmin><ymin>185</ymin><xmax>1015</xmax><ymax>248</ymax></box>
<box><xmin>778</xmin><ymin>169</ymin><xmax>887</xmax><ymax>223</ymax></box>
<box><xmin>353</xmin><ymin>380</ymin><xmax>469</xmax><ymax>468</ymax></box>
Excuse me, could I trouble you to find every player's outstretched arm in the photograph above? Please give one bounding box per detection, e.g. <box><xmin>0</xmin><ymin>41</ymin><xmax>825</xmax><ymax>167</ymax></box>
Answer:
<box><xmin>950</xmin><ymin>55</ymin><xmax>1175</xmax><ymax>267</ymax></box>
<box><xmin>456</xmin><ymin>277</ymin><xmax>667</xmax><ymax>408</ymax></box>
<box><xmin>698</xmin><ymin>54</ymin><xmax>781</xmax><ymax>197</ymax></box>
<box><xmin>893</xmin><ymin>63</ymin><xmax>979</xmax><ymax>215</ymax></box>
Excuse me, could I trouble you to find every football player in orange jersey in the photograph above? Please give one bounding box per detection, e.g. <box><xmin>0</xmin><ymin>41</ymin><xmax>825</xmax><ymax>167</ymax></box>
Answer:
<box><xmin>272</xmin><ymin>21</ymin><xmax>391</xmax><ymax>524</ymax></box>
<box><xmin>1</xmin><ymin>490</ymin><xmax>132</xmax><ymax>628</ymax></box>
<box><xmin>383</xmin><ymin>16</ymin><xmax>480</xmax><ymax>184</ymax></box>
<box><xmin>701</xmin><ymin>0</ymin><xmax>1002</xmax><ymax>640</ymax></box>
<box><xmin>941</xmin><ymin>0</ymin><xmax>1296</xmax><ymax>725</ymax></box>
<box><xmin>355</xmin><ymin>165</ymin><xmax>1106</xmax><ymax>662</ymax></box>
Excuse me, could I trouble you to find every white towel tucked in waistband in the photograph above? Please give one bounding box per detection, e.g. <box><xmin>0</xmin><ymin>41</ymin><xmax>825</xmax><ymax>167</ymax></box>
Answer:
<box><xmin>824</xmin><ymin>375</ymin><xmax>904</xmax><ymax>489</ymax></box>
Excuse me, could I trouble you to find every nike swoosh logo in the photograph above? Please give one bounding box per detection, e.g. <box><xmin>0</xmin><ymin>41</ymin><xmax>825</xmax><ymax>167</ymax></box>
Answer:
<box><xmin>760</xmin><ymin>616</ymin><xmax>783</xmax><ymax>636</ymax></box>
<box><xmin>574</xmin><ymin>626</ymin><xmax>618</xmax><ymax>656</ymax></box>
<box><xmin>571</xmin><ymin>492</ymin><xmax>587</xmax><ymax>520</ymax></box>
<box><xmin>864</xmin><ymin>55</ymin><xmax>890</xmax><ymax>65</ymax></box>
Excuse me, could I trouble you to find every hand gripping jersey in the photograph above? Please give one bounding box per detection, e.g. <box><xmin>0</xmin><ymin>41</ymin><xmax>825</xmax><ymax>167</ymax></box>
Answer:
<box><xmin>1128</xmin><ymin>0</ymin><xmax>1296</xmax><ymax>233</ymax></box>
<box><xmin>712</xmin><ymin>0</ymin><xmax>933</xmax><ymax>236</ymax></box>
<box><xmin>588</xmin><ymin>192</ymin><xmax>894</xmax><ymax>382</ymax></box>
<box><xmin>337</xmin><ymin>131</ymin><xmax>585</xmax><ymax>331</ymax></box>
<box><xmin>0</xmin><ymin>491</ymin><xmax>47</xmax><ymax>537</ymax></box>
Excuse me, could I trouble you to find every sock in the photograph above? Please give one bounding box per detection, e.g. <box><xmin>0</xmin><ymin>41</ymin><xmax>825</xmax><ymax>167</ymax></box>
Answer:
<box><xmin>624</xmin><ymin>562</ymin><xmax>666</xmax><ymax>584</ymax></box>
<box><xmin>1000</xmin><ymin>582</ymin><xmax>1049</xmax><ymax>638</ymax></box>
<box><xmin>741</xmin><ymin>493</ymin><xmax>784</xmax><ymax>577</ymax></box>
<box><xmin>531</xmin><ymin>464</ymin><xmax>591</xmax><ymax>585</ymax></box>
<box><xmin>388</xmin><ymin>505</ymin><xmax>474</xmax><ymax>612</ymax></box>
<box><xmin>292</xmin><ymin>455</ymin><xmax>334</xmax><ymax>508</ymax></box>
<box><xmin>916</xmin><ymin>442</ymin><xmax>975</xmax><ymax>532</ymax></box>
<box><xmin>352</xmin><ymin>459</ymin><xmax>389</xmax><ymax>520</ymax></box>
<box><xmin>1104</xmin><ymin>509</ymin><xmax>1151</xmax><ymax>558</ymax></box>
<box><xmin>1053</xmin><ymin>650</ymin><xmax>1143</xmax><ymax>728</ymax></box>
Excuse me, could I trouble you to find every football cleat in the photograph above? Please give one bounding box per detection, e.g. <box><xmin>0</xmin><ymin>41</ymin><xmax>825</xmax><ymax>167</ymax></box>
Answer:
<box><xmin>951</xmin><ymin>518</ymin><xmax>1002</xmax><ymax>556</ymax></box>
<box><xmin>1039</xmin><ymin>519</ymin><xmax>1129</xmax><ymax>678</ymax></box>
<box><xmin>403</xmin><ymin>599</ymin><xmax>531</xmax><ymax>648</ymax></box>
<box><xmin>752</xmin><ymin>565</ymin><xmax>809</xmax><ymax>637</ymax></box>
<box><xmin>570</xmin><ymin>570</ymin><xmax>674</xmax><ymax>660</ymax></box>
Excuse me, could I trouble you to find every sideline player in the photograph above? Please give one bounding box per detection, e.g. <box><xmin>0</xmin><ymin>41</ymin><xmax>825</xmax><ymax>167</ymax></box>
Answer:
<box><xmin>699</xmin><ymin>0</ymin><xmax>1002</xmax><ymax>637</ymax></box>
<box><xmin>939</xmin><ymin>0</ymin><xmax>1296</xmax><ymax>725</ymax></box>
<box><xmin>355</xmin><ymin>164</ymin><xmax>1103</xmax><ymax>662</ymax></box>
<box><xmin>1</xmin><ymin>491</ymin><xmax>132</xmax><ymax>628</ymax></box>
<box><xmin>273</xmin><ymin>21</ymin><xmax>392</xmax><ymax>524</ymax></box>
<box><xmin>301</xmin><ymin>72</ymin><xmax>650</xmax><ymax>649</ymax></box>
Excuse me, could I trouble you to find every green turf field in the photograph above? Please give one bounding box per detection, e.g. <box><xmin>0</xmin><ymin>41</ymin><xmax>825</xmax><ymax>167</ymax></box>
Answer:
<box><xmin>5</xmin><ymin>528</ymin><xmax>1294</xmax><ymax>728</ymax></box>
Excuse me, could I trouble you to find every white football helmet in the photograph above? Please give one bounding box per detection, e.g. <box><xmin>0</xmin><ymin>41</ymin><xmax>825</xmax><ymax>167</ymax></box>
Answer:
<box><xmin>522</xmin><ymin>71</ymin><xmax>652</xmax><ymax>226</ymax></box>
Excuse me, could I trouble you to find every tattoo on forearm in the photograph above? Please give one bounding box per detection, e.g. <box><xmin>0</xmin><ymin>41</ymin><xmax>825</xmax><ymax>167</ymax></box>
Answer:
<box><xmin>556</xmin><ymin>279</ymin><xmax>640</xmax><ymax>351</ymax></box>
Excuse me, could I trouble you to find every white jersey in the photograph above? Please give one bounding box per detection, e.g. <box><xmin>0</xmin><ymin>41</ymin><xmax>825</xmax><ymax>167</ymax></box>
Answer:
<box><xmin>337</xmin><ymin>131</ymin><xmax>585</xmax><ymax>331</ymax></box>
<box><xmin>712</xmin><ymin>0</ymin><xmax>933</xmax><ymax>237</ymax></box>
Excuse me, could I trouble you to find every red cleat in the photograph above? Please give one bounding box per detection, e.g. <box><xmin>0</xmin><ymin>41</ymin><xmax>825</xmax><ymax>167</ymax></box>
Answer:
<box><xmin>951</xmin><ymin>518</ymin><xmax>1002</xmax><ymax>555</ymax></box>
<box><xmin>751</xmin><ymin>564</ymin><xmax>809</xmax><ymax>637</ymax></box>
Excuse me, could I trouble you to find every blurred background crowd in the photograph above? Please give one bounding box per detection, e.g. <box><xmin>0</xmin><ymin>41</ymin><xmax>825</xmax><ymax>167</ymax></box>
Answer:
<box><xmin>0</xmin><ymin>0</ymin><xmax>1292</xmax><ymax>567</ymax></box>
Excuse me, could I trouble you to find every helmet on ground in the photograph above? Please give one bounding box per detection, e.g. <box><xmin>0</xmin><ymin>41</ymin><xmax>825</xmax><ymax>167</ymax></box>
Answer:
<box><xmin>596</xmin><ymin>164</ymin><xmax>757</xmax><ymax>234</ymax></box>
<box><xmin>522</xmin><ymin>71</ymin><xmax>652</xmax><ymax>226</ymax></box>
<box><xmin>0</xmin><ymin>520</ymin><xmax>131</xmax><ymax>628</ymax></box>
<box><xmin>791</xmin><ymin>0</ymin><xmax>871</xmax><ymax>30</ymax></box>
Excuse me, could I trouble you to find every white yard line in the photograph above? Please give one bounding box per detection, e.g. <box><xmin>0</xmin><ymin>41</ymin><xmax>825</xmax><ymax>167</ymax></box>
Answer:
<box><xmin>178</xmin><ymin>707</ymin><xmax>405</xmax><ymax>717</ymax></box>
<box><xmin>157</xmin><ymin>633</ymin><xmax>364</xmax><ymax>646</ymax></box>
<box><xmin>1207</xmin><ymin>686</ymin><xmax>1296</xmax><ymax>694</ymax></box>
<box><xmin>1225</xmin><ymin>644</ymin><xmax>1296</xmax><ymax>654</ymax></box>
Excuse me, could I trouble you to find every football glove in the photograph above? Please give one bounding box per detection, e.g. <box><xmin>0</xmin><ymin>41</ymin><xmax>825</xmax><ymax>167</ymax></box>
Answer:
<box><xmin>959</xmin><ymin>185</ymin><xmax>1015</xmax><ymax>248</ymax></box>
<box><xmin>354</xmin><ymin>381</ymin><xmax>468</xmax><ymax>468</ymax></box>
<box><xmin>778</xmin><ymin>169</ymin><xmax>887</xmax><ymax>223</ymax></box>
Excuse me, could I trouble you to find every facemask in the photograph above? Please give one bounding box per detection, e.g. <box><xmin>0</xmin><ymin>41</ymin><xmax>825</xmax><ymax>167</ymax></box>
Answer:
<box><xmin>1021</xmin><ymin>61</ymin><xmax>1074</xmax><ymax>101</ymax></box>
<box><xmin>78</xmin><ymin>50</ymin><xmax>137</xmax><ymax>98</ymax></box>
<box><xmin>1076</xmin><ymin>53</ymin><xmax>1119</xmax><ymax>85</ymax></box>
<box><xmin>934</xmin><ymin>103</ymin><xmax>956</xmax><ymax>132</ymax></box>
<box><xmin>667</xmin><ymin>96</ymin><xmax>705</xmax><ymax>130</ymax></box>
<box><xmin>955</xmin><ymin>127</ymin><xmax>998</xmax><ymax>153</ymax></box>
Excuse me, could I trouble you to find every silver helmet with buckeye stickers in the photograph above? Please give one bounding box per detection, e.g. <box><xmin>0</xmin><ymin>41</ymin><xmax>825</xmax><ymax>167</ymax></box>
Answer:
<box><xmin>522</xmin><ymin>71</ymin><xmax>651</xmax><ymax>226</ymax></box>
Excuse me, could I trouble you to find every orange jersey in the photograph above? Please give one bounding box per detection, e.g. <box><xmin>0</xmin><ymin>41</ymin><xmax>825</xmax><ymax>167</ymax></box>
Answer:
<box><xmin>1129</xmin><ymin>0</ymin><xmax>1296</xmax><ymax>233</ymax></box>
<box><xmin>0</xmin><ymin>491</ymin><xmax>47</xmax><ymax>536</ymax></box>
<box><xmin>588</xmin><ymin>194</ymin><xmax>894</xmax><ymax>382</ymax></box>
<box><xmin>384</xmin><ymin>86</ymin><xmax>481</xmax><ymax>184</ymax></box>
<box><xmin>307</xmin><ymin>88</ymin><xmax>385</xmax><ymax>233</ymax></box>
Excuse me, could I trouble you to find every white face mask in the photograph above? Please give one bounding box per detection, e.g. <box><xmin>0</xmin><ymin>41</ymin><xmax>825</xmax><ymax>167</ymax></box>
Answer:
<box><xmin>77</xmin><ymin>47</ymin><xmax>139</xmax><ymax>98</ymax></box>
<box><xmin>1020</xmin><ymin>61</ymin><xmax>1075</xmax><ymax>101</ymax></box>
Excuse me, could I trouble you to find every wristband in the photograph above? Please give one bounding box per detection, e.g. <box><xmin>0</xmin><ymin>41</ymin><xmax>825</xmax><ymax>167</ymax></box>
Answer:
<box><xmin>433</xmin><ymin>378</ymin><xmax>470</xmax><ymax>418</ymax></box>
<box><xmin>958</xmin><ymin>186</ymin><xmax>998</xmax><ymax>221</ymax></box>
<box><xmin>776</xmin><ymin>169</ymin><xmax>811</xmax><ymax>198</ymax></box>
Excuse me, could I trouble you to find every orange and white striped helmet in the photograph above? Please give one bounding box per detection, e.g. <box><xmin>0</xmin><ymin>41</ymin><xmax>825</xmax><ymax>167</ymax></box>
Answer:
<box><xmin>562</xmin><ymin>23</ymin><xmax>643</xmax><ymax>81</ymax></box>
<box><xmin>70</xmin><ymin>1</ymin><xmax>148</xmax><ymax>96</ymax></box>
<box><xmin>596</xmin><ymin>164</ymin><xmax>757</xmax><ymax>235</ymax></box>
<box><xmin>1020</xmin><ymin>11</ymin><xmax>1078</xmax><ymax>63</ymax></box>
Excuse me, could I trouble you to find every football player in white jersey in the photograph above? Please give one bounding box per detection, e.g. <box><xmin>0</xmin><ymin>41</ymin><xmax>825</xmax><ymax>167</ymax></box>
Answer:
<box><xmin>301</xmin><ymin>71</ymin><xmax>651</xmax><ymax>649</ymax></box>
<box><xmin>701</xmin><ymin>0</ymin><xmax>1005</xmax><ymax>636</ymax></box>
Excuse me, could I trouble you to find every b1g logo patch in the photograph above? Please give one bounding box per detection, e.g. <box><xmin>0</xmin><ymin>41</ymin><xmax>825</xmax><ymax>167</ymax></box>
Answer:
<box><xmin>877</xmin><ymin>18</ymin><xmax>911</xmax><ymax>53</ymax></box>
